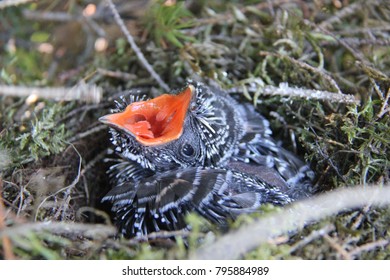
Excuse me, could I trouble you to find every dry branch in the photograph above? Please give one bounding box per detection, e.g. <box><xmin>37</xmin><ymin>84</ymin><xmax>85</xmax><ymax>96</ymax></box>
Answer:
<box><xmin>287</xmin><ymin>224</ymin><xmax>335</xmax><ymax>255</ymax></box>
<box><xmin>97</xmin><ymin>68</ymin><xmax>137</xmax><ymax>81</ymax></box>
<box><xmin>106</xmin><ymin>0</ymin><xmax>169</xmax><ymax>91</ymax></box>
<box><xmin>191</xmin><ymin>184</ymin><xmax>390</xmax><ymax>259</ymax></box>
<box><xmin>323</xmin><ymin>233</ymin><xmax>351</xmax><ymax>260</ymax></box>
<box><xmin>0</xmin><ymin>83</ymin><xmax>102</xmax><ymax>103</ymax></box>
<box><xmin>349</xmin><ymin>240</ymin><xmax>389</xmax><ymax>258</ymax></box>
<box><xmin>236</xmin><ymin>82</ymin><xmax>359</xmax><ymax>104</ymax></box>
<box><xmin>22</xmin><ymin>10</ymin><xmax>75</xmax><ymax>21</ymax></box>
<box><xmin>262</xmin><ymin>83</ymin><xmax>358</xmax><ymax>104</ymax></box>
<box><xmin>0</xmin><ymin>222</ymin><xmax>116</xmax><ymax>239</ymax></box>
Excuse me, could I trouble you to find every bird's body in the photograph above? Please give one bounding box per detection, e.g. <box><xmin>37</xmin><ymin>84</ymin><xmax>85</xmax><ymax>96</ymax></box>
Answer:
<box><xmin>100</xmin><ymin>81</ymin><xmax>314</xmax><ymax>237</ymax></box>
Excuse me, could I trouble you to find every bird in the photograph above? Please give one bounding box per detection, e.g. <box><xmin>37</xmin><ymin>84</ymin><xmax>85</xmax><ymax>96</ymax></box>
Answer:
<box><xmin>99</xmin><ymin>80</ymin><xmax>315</xmax><ymax>238</ymax></box>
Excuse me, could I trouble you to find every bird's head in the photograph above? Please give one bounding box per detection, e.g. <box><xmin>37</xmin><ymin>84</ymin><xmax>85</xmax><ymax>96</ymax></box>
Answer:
<box><xmin>99</xmin><ymin>81</ymin><xmax>242</xmax><ymax>172</ymax></box>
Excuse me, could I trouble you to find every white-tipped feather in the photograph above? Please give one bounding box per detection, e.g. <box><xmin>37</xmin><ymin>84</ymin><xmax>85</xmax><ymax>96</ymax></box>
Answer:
<box><xmin>101</xmin><ymin>81</ymin><xmax>314</xmax><ymax>237</ymax></box>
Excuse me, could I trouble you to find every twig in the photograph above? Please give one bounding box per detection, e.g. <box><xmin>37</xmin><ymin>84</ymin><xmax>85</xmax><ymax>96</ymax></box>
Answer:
<box><xmin>59</xmin><ymin>103</ymin><xmax>108</xmax><ymax>122</ymax></box>
<box><xmin>349</xmin><ymin>240</ymin><xmax>389</xmax><ymax>258</ymax></box>
<box><xmin>235</xmin><ymin>82</ymin><xmax>359</xmax><ymax>104</ymax></box>
<box><xmin>67</xmin><ymin>124</ymin><xmax>107</xmax><ymax>142</ymax></box>
<box><xmin>34</xmin><ymin>143</ymin><xmax>82</xmax><ymax>221</ymax></box>
<box><xmin>0</xmin><ymin>178</ymin><xmax>16</xmax><ymax>259</ymax></box>
<box><xmin>335</xmin><ymin>38</ymin><xmax>390</xmax><ymax>47</ymax></box>
<box><xmin>134</xmin><ymin>229</ymin><xmax>194</xmax><ymax>242</ymax></box>
<box><xmin>377</xmin><ymin>87</ymin><xmax>390</xmax><ymax>119</ymax></box>
<box><xmin>23</xmin><ymin>10</ymin><xmax>106</xmax><ymax>37</ymax></box>
<box><xmin>190</xmin><ymin>184</ymin><xmax>390</xmax><ymax>259</ymax></box>
<box><xmin>350</xmin><ymin>205</ymin><xmax>370</xmax><ymax>230</ymax></box>
<box><xmin>287</xmin><ymin>224</ymin><xmax>335</xmax><ymax>254</ymax></box>
<box><xmin>323</xmin><ymin>233</ymin><xmax>351</xmax><ymax>260</ymax></box>
<box><xmin>106</xmin><ymin>0</ymin><xmax>169</xmax><ymax>92</ymax></box>
<box><xmin>303</xmin><ymin>18</ymin><xmax>371</xmax><ymax>65</ymax></box>
<box><xmin>317</xmin><ymin>1</ymin><xmax>363</xmax><ymax>30</ymax></box>
<box><xmin>76</xmin><ymin>206</ymin><xmax>113</xmax><ymax>225</ymax></box>
<box><xmin>22</xmin><ymin>10</ymin><xmax>75</xmax><ymax>21</ymax></box>
<box><xmin>0</xmin><ymin>83</ymin><xmax>102</xmax><ymax>103</ymax></box>
<box><xmin>335</xmin><ymin>26</ymin><xmax>390</xmax><ymax>36</ymax></box>
<box><xmin>262</xmin><ymin>83</ymin><xmax>356</xmax><ymax>103</ymax></box>
<box><xmin>97</xmin><ymin>68</ymin><xmax>137</xmax><ymax>81</ymax></box>
<box><xmin>260</xmin><ymin>51</ymin><xmax>342</xmax><ymax>93</ymax></box>
<box><xmin>0</xmin><ymin>0</ymin><xmax>32</xmax><ymax>9</ymax></box>
<box><xmin>0</xmin><ymin>221</ymin><xmax>117</xmax><ymax>239</ymax></box>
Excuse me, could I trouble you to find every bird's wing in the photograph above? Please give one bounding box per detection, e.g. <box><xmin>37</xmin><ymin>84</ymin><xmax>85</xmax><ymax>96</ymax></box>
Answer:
<box><xmin>231</xmin><ymin>103</ymin><xmax>315</xmax><ymax>199</ymax></box>
<box><xmin>102</xmin><ymin>167</ymin><xmax>290</xmax><ymax>237</ymax></box>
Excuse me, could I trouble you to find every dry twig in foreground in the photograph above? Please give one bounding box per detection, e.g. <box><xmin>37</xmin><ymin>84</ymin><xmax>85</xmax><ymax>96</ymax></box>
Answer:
<box><xmin>191</xmin><ymin>184</ymin><xmax>390</xmax><ymax>259</ymax></box>
<box><xmin>0</xmin><ymin>222</ymin><xmax>116</xmax><ymax>240</ymax></box>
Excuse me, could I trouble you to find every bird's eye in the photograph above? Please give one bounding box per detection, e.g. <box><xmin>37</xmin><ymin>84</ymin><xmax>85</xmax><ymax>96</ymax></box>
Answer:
<box><xmin>181</xmin><ymin>143</ymin><xmax>194</xmax><ymax>157</ymax></box>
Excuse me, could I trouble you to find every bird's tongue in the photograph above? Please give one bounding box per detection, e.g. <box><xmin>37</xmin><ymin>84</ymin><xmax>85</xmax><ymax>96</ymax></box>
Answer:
<box><xmin>99</xmin><ymin>85</ymin><xmax>194</xmax><ymax>146</ymax></box>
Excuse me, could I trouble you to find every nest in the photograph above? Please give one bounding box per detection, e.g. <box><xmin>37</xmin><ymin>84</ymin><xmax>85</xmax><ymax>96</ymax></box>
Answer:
<box><xmin>0</xmin><ymin>0</ymin><xmax>389</xmax><ymax>259</ymax></box>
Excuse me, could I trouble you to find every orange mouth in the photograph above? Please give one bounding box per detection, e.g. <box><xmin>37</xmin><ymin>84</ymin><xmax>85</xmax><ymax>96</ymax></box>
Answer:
<box><xmin>99</xmin><ymin>85</ymin><xmax>194</xmax><ymax>146</ymax></box>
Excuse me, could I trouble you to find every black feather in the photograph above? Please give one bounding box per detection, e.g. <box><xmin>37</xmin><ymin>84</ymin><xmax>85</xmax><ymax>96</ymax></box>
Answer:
<box><xmin>101</xmin><ymin>81</ymin><xmax>315</xmax><ymax>237</ymax></box>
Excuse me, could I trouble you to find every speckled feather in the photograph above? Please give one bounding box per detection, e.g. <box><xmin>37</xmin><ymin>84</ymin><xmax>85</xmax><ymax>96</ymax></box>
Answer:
<box><xmin>102</xmin><ymin>81</ymin><xmax>315</xmax><ymax>237</ymax></box>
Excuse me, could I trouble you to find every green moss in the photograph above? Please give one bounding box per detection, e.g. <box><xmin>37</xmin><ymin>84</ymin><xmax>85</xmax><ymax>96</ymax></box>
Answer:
<box><xmin>0</xmin><ymin>102</ymin><xmax>70</xmax><ymax>167</ymax></box>
<box><xmin>144</xmin><ymin>1</ymin><xmax>196</xmax><ymax>48</ymax></box>
<box><xmin>0</xmin><ymin>0</ymin><xmax>389</xmax><ymax>260</ymax></box>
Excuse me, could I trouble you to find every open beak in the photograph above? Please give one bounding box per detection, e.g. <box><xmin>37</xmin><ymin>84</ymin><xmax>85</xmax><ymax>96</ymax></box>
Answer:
<box><xmin>99</xmin><ymin>85</ymin><xmax>194</xmax><ymax>146</ymax></box>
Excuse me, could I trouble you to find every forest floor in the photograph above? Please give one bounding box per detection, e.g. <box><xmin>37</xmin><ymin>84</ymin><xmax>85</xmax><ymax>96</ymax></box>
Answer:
<box><xmin>0</xmin><ymin>0</ymin><xmax>389</xmax><ymax>259</ymax></box>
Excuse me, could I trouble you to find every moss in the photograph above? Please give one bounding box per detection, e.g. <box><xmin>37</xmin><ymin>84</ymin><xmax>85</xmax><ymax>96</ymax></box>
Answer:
<box><xmin>0</xmin><ymin>102</ymin><xmax>70</xmax><ymax>167</ymax></box>
<box><xmin>143</xmin><ymin>1</ymin><xmax>196</xmax><ymax>48</ymax></box>
<box><xmin>0</xmin><ymin>0</ymin><xmax>389</xmax><ymax>260</ymax></box>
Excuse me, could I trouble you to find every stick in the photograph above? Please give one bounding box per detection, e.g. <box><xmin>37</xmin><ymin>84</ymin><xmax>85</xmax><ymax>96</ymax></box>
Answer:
<box><xmin>106</xmin><ymin>0</ymin><xmax>170</xmax><ymax>92</ymax></box>
<box><xmin>0</xmin><ymin>222</ymin><xmax>116</xmax><ymax>239</ymax></box>
<box><xmin>190</xmin><ymin>184</ymin><xmax>390</xmax><ymax>259</ymax></box>
<box><xmin>234</xmin><ymin>82</ymin><xmax>359</xmax><ymax>104</ymax></box>
<box><xmin>0</xmin><ymin>83</ymin><xmax>102</xmax><ymax>103</ymax></box>
<box><xmin>261</xmin><ymin>83</ymin><xmax>358</xmax><ymax>104</ymax></box>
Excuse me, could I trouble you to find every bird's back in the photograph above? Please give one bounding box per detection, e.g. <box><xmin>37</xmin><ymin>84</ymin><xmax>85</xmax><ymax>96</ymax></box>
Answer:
<box><xmin>101</xmin><ymin>81</ymin><xmax>315</xmax><ymax>237</ymax></box>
